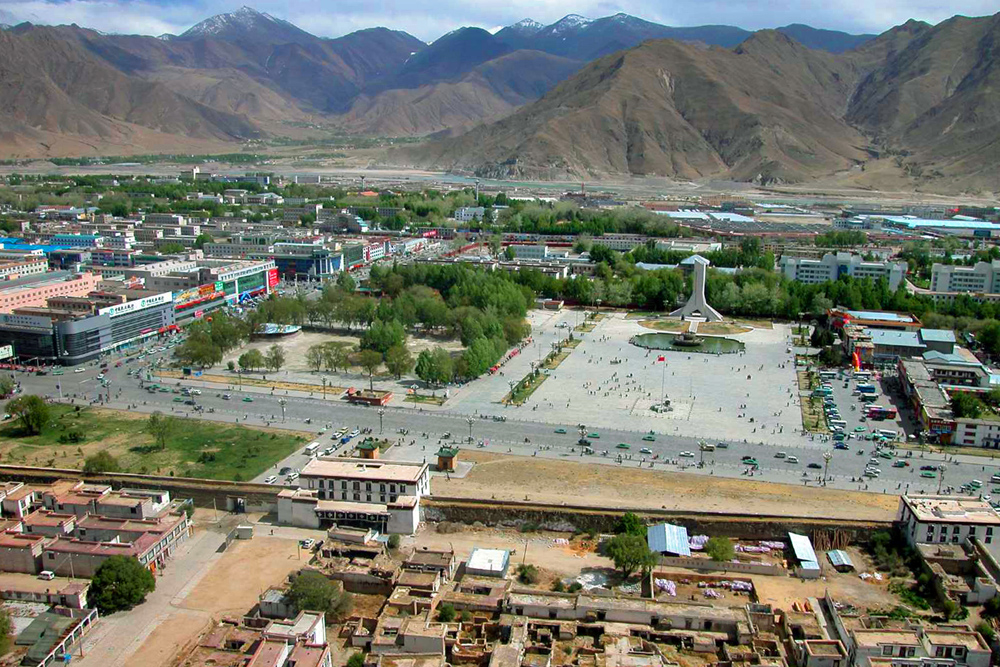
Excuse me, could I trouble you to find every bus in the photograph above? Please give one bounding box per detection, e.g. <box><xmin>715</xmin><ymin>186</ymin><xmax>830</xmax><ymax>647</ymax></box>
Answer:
<box><xmin>867</xmin><ymin>406</ymin><xmax>898</xmax><ymax>420</ymax></box>
<box><xmin>829</xmin><ymin>419</ymin><xmax>847</xmax><ymax>429</ymax></box>
<box><xmin>860</xmin><ymin>393</ymin><xmax>879</xmax><ymax>403</ymax></box>
<box><xmin>812</xmin><ymin>388</ymin><xmax>832</xmax><ymax>397</ymax></box>
<box><xmin>854</xmin><ymin>371</ymin><xmax>872</xmax><ymax>382</ymax></box>
<box><xmin>857</xmin><ymin>383</ymin><xmax>877</xmax><ymax>395</ymax></box>
<box><xmin>877</xmin><ymin>429</ymin><xmax>898</xmax><ymax>440</ymax></box>
<box><xmin>820</xmin><ymin>371</ymin><xmax>837</xmax><ymax>380</ymax></box>
<box><xmin>304</xmin><ymin>442</ymin><xmax>321</xmax><ymax>455</ymax></box>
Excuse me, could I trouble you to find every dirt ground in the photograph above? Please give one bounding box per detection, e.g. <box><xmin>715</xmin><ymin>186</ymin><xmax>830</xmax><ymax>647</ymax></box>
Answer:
<box><xmin>125</xmin><ymin>611</ymin><xmax>209</xmax><ymax>667</ymax></box>
<box><xmin>406</xmin><ymin>523</ymin><xmax>611</xmax><ymax>576</ymax></box>
<box><xmin>179</xmin><ymin>537</ymin><xmax>306</xmax><ymax>616</ymax></box>
<box><xmin>126</xmin><ymin>534</ymin><xmax>307</xmax><ymax>667</ymax></box>
<box><xmin>434</xmin><ymin>450</ymin><xmax>898</xmax><ymax>521</ymax></box>
<box><xmin>751</xmin><ymin>547</ymin><xmax>896</xmax><ymax>610</ymax></box>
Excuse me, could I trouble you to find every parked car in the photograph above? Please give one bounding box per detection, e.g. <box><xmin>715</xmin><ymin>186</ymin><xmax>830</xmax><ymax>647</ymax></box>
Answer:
<box><xmin>264</xmin><ymin>475</ymin><xmax>278</xmax><ymax>484</ymax></box>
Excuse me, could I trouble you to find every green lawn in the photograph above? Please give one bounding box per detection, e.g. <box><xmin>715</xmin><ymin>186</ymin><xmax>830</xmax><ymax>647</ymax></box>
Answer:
<box><xmin>0</xmin><ymin>404</ymin><xmax>308</xmax><ymax>481</ymax></box>
<box><xmin>504</xmin><ymin>373</ymin><xmax>548</xmax><ymax>405</ymax></box>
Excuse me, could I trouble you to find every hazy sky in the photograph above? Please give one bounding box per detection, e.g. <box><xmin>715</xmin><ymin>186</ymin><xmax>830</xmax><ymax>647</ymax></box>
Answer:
<box><xmin>0</xmin><ymin>0</ymin><xmax>995</xmax><ymax>42</ymax></box>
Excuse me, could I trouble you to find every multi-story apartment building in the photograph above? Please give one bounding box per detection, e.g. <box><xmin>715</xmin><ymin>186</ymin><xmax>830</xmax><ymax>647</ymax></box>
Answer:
<box><xmin>780</xmin><ymin>253</ymin><xmax>907</xmax><ymax>290</ymax></box>
<box><xmin>930</xmin><ymin>262</ymin><xmax>1000</xmax><ymax>294</ymax></box>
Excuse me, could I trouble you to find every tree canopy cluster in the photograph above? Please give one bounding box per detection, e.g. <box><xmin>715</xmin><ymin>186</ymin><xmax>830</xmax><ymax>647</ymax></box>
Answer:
<box><xmin>175</xmin><ymin>313</ymin><xmax>252</xmax><ymax>368</ymax></box>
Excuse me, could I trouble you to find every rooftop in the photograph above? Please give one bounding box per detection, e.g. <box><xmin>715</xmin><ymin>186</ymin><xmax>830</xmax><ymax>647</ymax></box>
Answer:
<box><xmin>844</xmin><ymin>310</ymin><xmax>915</xmax><ymax>323</ymax></box>
<box><xmin>852</xmin><ymin>629</ymin><xmax>922</xmax><ymax>647</ymax></box>
<box><xmin>925</xmin><ymin>630</ymin><xmax>989</xmax><ymax>651</ymax></box>
<box><xmin>467</xmin><ymin>548</ymin><xmax>509</xmax><ymax>573</ymax></box>
<box><xmin>302</xmin><ymin>457</ymin><xmax>427</xmax><ymax>483</ymax></box>
<box><xmin>903</xmin><ymin>495</ymin><xmax>1000</xmax><ymax>525</ymax></box>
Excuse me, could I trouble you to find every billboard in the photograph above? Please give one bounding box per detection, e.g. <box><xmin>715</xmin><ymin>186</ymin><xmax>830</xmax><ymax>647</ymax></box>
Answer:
<box><xmin>0</xmin><ymin>345</ymin><xmax>13</xmax><ymax>360</ymax></box>
<box><xmin>267</xmin><ymin>268</ymin><xmax>279</xmax><ymax>289</ymax></box>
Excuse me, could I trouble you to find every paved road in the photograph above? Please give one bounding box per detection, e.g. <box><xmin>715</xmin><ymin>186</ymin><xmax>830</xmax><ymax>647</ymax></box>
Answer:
<box><xmin>15</xmin><ymin>344</ymin><xmax>1000</xmax><ymax>497</ymax></box>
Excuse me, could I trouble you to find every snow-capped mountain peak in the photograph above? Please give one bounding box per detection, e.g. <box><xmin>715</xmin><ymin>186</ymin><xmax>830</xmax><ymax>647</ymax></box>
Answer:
<box><xmin>548</xmin><ymin>14</ymin><xmax>593</xmax><ymax>34</ymax></box>
<box><xmin>507</xmin><ymin>18</ymin><xmax>544</xmax><ymax>35</ymax></box>
<box><xmin>179</xmin><ymin>5</ymin><xmax>314</xmax><ymax>43</ymax></box>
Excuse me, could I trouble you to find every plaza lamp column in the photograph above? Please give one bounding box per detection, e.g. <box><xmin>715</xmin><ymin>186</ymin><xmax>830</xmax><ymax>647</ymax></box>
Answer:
<box><xmin>378</xmin><ymin>407</ymin><xmax>385</xmax><ymax>434</ymax></box>
<box><xmin>823</xmin><ymin>450</ymin><xmax>833</xmax><ymax>485</ymax></box>
<box><xmin>467</xmin><ymin>415</ymin><xmax>475</xmax><ymax>443</ymax></box>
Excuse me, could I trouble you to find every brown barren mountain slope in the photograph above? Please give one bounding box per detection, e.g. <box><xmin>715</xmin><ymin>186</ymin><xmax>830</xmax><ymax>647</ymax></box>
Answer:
<box><xmin>0</xmin><ymin>27</ymin><xmax>260</xmax><ymax>157</ymax></box>
<box><xmin>400</xmin><ymin>32</ymin><xmax>870</xmax><ymax>183</ymax></box>
<box><xmin>338</xmin><ymin>50</ymin><xmax>583</xmax><ymax>136</ymax></box>
<box><xmin>399</xmin><ymin>13</ymin><xmax>1000</xmax><ymax>193</ymax></box>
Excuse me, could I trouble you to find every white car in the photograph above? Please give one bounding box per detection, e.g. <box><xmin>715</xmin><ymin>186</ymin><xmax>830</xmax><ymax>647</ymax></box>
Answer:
<box><xmin>350</xmin><ymin>428</ymin><xmax>360</xmax><ymax>437</ymax></box>
<box><xmin>679</xmin><ymin>451</ymin><xmax>695</xmax><ymax>458</ymax></box>
<box><xmin>786</xmin><ymin>456</ymin><xmax>799</xmax><ymax>464</ymax></box>
<box><xmin>264</xmin><ymin>475</ymin><xmax>278</xmax><ymax>484</ymax></box>
<box><xmin>287</xmin><ymin>472</ymin><xmax>300</xmax><ymax>481</ymax></box>
<box><xmin>74</xmin><ymin>368</ymin><xmax>85</xmax><ymax>373</ymax></box>
<box><xmin>96</xmin><ymin>374</ymin><xmax>105</xmax><ymax>380</ymax></box>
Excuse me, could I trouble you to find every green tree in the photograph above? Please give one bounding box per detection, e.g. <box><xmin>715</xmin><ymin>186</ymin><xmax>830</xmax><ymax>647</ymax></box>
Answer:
<box><xmin>605</xmin><ymin>534</ymin><xmax>657</xmax><ymax>580</ymax></box>
<box><xmin>0</xmin><ymin>608</ymin><xmax>10</xmax><ymax>656</ymax></box>
<box><xmin>305</xmin><ymin>345</ymin><xmax>325</xmax><ymax>372</ymax></box>
<box><xmin>337</xmin><ymin>271</ymin><xmax>356</xmax><ymax>293</ymax></box>
<box><xmin>194</xmin><ymin>233</ymin><xmax>213</xmax><ymax>249</ymax></box>
<box><xmin>238</xmin><ymin>349</ymin><xmax>265</xmax><ymax>371</ymax></box>
<box><xmin>346</xmin><ymin>654</ymin><xmax>365</xmax><ymax>667</ymax></box>
<box><xmin>387</xmin><ymin>534</ymin><xmax>400</xmax><ymax>550</ymax></box>
<box><xmin>323</xmin><ymin>342</ymin><xmax>351</xmax><ymax>372</ymax></box>
<box><xmin>385</xmin><ymin>344</ymin><xmax>414</xmax><ymax>379</ymax></box>
<box><xmin>614</xmin><ymin>512</ymin><xmax>645</xmax><ymax>537</ymax></box>
<box><xmin>83</xmin><ymin>451</ymin><xmax>121</xmax><ymax>474</ymax></box>
<box><xmin>438</xmin><ymin>602</ymin><xmax>456</xmax><ymax>622</ymax></box>
<box><xmin>287</xmin><ymin>570</ymin><xmax>353</xmax><ymax>619</ymax></box>
<box><xmin>360</xmin><ymin>319</ymin><xmax>405</xmax><ymax>355</ymax></box>
<box><xmin>952</xmin><ymin>392</ymin><xmax>984</xmax><ymax>419</ymax></box>
<box><xmin>0</xmin><ymin>376</ymin><xmax>14</xmax><ymax>397</ymax></box>
<box><xmin>265</xmin><ymin>344</ymin><xmax>286</xmax><ymax>372</ymax></box>
<box><xmin>158</xmin><ymin>242</ymin><xmax>186</xmax><ymax>254</ymax></box>
<box><xmin>145</xmin><ymin>411</ymin><xmax>175</xmax><ymax>451</ymax></box>
<box><xmin>90</xmin><ymin>555</ymin><xmax>156</xmax><ymax>614</ymax></box>
<box><xmin>356</xmin><ymin>350</ymin><xmax>383</xmax><ymax>391</ymax></box>
<box><xmin>6</xmin><ymin>395</ymin><xmax>49</xmax><ymax>435</ymax></box>
<box><xmin>704</xmin><ymin>537</ymin><xmax>736</xmax><ymax>562</ymax></box>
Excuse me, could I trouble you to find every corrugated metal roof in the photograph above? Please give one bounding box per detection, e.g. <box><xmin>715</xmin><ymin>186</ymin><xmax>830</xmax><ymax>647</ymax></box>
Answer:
<box><xmin>788</xmin><ymin>532</ymin><xmax>818</xmax><ymax>568</ymax></box>
<box><xmin>827</xmin><ymin>549</ymin><xmax>854</xmax><ymax>569</ymax></box>
<box><xmin>647</xmin><ymin>523</ymin><xmax>691</xmax><ymax>556</ymax></box>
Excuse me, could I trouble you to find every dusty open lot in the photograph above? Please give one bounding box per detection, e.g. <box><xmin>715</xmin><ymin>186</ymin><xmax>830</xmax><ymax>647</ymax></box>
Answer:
<box><xmin>122</xmin><ymin>533</ymin><xmax>308</xmax><ymax>667</ymax></box>
<box><xmin>434</xmin><ymin>450</ymin><xmax>898</xmax><ymax>521</ymax></box>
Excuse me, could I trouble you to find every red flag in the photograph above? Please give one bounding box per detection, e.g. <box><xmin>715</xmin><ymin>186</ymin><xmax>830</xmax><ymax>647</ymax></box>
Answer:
<box><xmin>657</xmin><ymin>356</ymin><xmax>666</xmax><ymax>362</ymax></box>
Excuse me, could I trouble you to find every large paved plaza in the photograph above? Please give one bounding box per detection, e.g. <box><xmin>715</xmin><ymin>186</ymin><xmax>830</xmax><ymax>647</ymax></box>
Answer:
<box><xmin>447</xmin><ymin>309</ymin><xmax>804</xmax><ymax>447</ymax></box>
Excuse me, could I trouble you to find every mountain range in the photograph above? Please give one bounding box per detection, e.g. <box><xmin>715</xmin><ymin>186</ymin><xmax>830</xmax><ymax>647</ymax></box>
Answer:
<box><xmin>0</xmin><ymin>6</ymin><xmax>997</xmax><ymax>193</ymax></box>
<box><xmin>401</xmin><ymin>14</ymin><xmax>1000</xmax><ymax>193</ymax></box>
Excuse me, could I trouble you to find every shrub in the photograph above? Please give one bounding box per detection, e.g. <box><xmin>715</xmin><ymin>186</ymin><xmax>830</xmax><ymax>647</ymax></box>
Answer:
<box><xmin>517</xmin><ymin>564</ymin><xmax>539</xmax><ymax>585</ymax></box>
<box><xmin>387</xmin><ymin>534</ymin><xmax>400</xmax><ymax>550</ymax></box>
<box><xmin>552</xmin><ymin>580</ymin><xmax>566</xmax><ymax>592</ymax></box>
<box><xmin>705</xmin><ymin>537</ymin><xmax>735</xmax><ymax>562</ymax></box>
<box><xmin>437</xmin><ymin>603</ymin><xmax>456</xmax><ymax>622</ymax></box>
<box><xmin>568</xmin><ymin>582</ymin><xmax>583</xmax><ymax>593</ymax></box>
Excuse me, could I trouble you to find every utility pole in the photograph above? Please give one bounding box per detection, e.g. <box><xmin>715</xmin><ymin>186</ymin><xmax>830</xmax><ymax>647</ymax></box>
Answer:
<box><xmin>938</xmin><ymin>464</ymin><xmax>947</xmax><ymax>494</ymax></box>
<box><xmin>823</xmin><ymin>451</ymin><xmax>833</xmax><ymax>485</ymax></box>
<box><xmin>378</xmin><ymin>407</ymin><xmax>385</xmax><ymax>434</ymax></box>
<box><xmin>467</xmin><ymin>415</ymin><xmax>474</xmax><ymax>443</ymax></box>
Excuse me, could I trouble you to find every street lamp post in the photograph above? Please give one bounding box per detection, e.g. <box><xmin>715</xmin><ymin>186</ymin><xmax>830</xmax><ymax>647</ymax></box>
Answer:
<box><xmin>467</xmin><ymin>415</ymin><xmax>475</xmax><ymax>443</ymax></box>
<box><xmin>938</xmin><ymin>464</ymin><xmax>947</xmax><ymax>494</ymax></box>
<box><xmin>698</xmin><ymin>440</ymin><xmax>706</xmax><ymax>466</ymax></box>
<box><xmin>508</xmin><ymin>380</ymin><xmax>516</xmax><ymax>404</ymax></box>
<box><xmin>279</xmin><ymin>398</ymin><xmax>286</xmax><ymax>422</ymax></box>
<box><xmin>823</xmin><ymin>451</ymin><xmax>833</xmax><ymax>485</ymax></box>
<box><xmin>378</xmin><ymin>407</ymin><xmax>385</xmax><ymax>434</ymax></box>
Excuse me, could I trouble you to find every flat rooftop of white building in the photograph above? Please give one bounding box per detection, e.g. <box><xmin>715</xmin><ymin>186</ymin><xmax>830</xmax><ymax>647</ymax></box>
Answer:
<box><xmin>301</xmin><ymin>457</ymin><xmax>426</xmax><ymax>483</ymax></box>
<box><xmin>902</xmin><ymin>495</ymin><xmax>1000</xmax><ymax>525</ymax></box>
<box><xmin>467</xmin><ymin>548</ymin><xmax>509</xmax><ymax>573</ymax></box>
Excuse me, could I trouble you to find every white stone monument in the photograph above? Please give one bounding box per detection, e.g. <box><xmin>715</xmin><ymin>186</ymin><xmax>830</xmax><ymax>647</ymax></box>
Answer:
<box><xmin>670</xmin><ymin>255</ymin><xmax>722</xmax><ymax>322</ymax></box>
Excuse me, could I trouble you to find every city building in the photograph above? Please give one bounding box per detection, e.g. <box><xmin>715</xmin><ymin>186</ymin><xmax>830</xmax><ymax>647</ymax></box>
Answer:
<box><xmin>0</xmin><ymin>290</ymin><xmax>175</xmax><ymax>364</ymax></box>
<box><xmin>829</xmin><ymin>309</ymin><xmax>922</xmax><ymax>332</ymax></box>
<box><xmin>277</xmin><ymin>458</ymin><xmax>429</xmax><ymax>534</ymax></box>
<box><xmin>0</xmin><ymin>272</ymin><xmax>101</xmax><ymax>314</ymax></box>
<box><xmin>843</xmin><ymin>327</ymin><xmax>956</xmax><ymax>367</ymax></box>
<box><xmin>930</xmin><ymin>262</ymin><xmax>1000</xmax><ymax>294</ymax></box>
<box><xmin>455</xmin><ymin>207</ymin><xmax>486</xmax><ymax>222</ymax></box>
<box><xmin>779</xmin><ymin>253</ymin><xmax>906</xmax><ymax>290</ymax></box>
